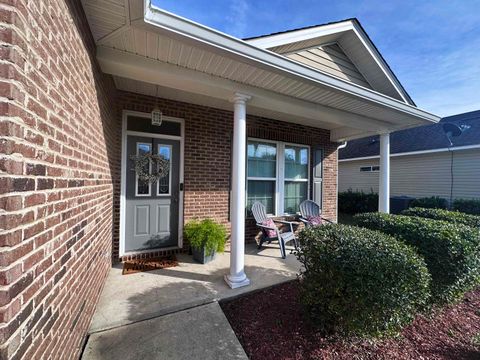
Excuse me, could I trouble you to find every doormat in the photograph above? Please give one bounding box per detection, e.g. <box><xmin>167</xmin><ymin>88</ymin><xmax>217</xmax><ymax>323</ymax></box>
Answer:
<box><xmin>122</xmin><ymin>255</ymin><xmax>178</xmax><ymax>275</ymax></box>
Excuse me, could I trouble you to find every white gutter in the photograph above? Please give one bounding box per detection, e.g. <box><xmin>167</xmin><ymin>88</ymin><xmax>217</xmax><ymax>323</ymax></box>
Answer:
<box><xmin>338</xmin><ymin>144</ymin><xmax>480</xmax><ymax>162</ymax></box>
<box><xmin>143</xmin><ymin>1</ymin><xmax>440</xmax><ymax>124</ymax></box>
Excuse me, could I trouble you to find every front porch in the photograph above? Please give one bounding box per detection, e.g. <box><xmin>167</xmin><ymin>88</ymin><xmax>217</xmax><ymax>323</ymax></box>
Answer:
<box><xmin>89</xmin><ymin>244</ymin><xmax>301</xmax><ymax>333</ymax></box>
<box><xmin>91</xmin><ymin>0</ymin><xmax>440</xmax><ymax>291</ymax></box>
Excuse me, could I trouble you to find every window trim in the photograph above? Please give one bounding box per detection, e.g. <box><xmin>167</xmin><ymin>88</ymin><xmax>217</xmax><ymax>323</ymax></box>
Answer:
<box><xmin>247</xmin><ymin>138</ymin><xmax>310</xmax><ymax>216</ymax></box>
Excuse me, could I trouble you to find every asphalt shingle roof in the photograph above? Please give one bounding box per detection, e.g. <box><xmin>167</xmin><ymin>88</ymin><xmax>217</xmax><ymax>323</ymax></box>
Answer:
<box><xmin>339</xmin><ymin>110</ymin><xmax>480</xmax><ymax>160</ymax></box>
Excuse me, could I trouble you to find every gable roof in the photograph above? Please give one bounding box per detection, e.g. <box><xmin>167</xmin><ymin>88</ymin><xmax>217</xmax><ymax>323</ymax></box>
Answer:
<box><xmin>244</xmin><ymin>18</ymin><xmax>415</xmax><ymax>105</ymax></box>
<box><xmin>339</xmin><ymin>110</ymin><xmax>480</xmax><ymax>160</ymax></box>
<box><xmin>81</xmin><ymin>0</ymin><xmax>439</xmax><ymax>143</ymax></box>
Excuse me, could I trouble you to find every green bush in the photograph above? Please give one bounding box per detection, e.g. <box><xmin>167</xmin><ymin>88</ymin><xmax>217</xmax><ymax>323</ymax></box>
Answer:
<box><xmin>338</xmin><ymin>189</ymin><xmax>378</xmax><ymax>214</ymax></box>
<box><xmin>453</xmin><ymin>199</ymin><xmax>480</xmax><ymax>215</ymax></box>
<box><xmin>296</xmin><ymin>224</ymin><xmax>430</xmax><ymax>337</ymax></box>
<box><xmin>184</xmin><ymin>219</ymin><xmax>226</xmax><ymax>254</ymax></box>
<box><xmin>402</xmin><ymin>207</ymin><xmax>480</xmax><ymax>228</ymax></box>
<box><xmin>409</xmin><ymin>196</ymin><xmax>448</xmax><ymax>209</ymax></box>
<box><xmin>354</xmin><ymin>213</ymin><xmax>480</xmax><ymax>304</ymax></box>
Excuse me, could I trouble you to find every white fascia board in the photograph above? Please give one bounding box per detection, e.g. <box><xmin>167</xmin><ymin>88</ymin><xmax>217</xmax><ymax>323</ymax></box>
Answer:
<box><xmin>141</xmin><ymin>1</ymin><xmax>440</xmax><ymax>124</ymax></box>
<box><xmin>245</xmin><ymin>22</ymin><xmax>353</xmax><ymax>49</ymax></box>
<box><xmin>338</xmin><ymin>144</ymin><xmax>480</xmax><ymax>162</ymax></box>
<box><xmin>349</xmin><ymin>22</ymin><xmax>411</xmax><ymax>105</ymax></box>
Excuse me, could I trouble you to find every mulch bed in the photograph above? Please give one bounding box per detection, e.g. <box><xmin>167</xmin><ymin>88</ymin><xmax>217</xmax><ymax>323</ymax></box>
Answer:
<box><xmin>122</xmin><ymin>255</ymin><xmax>178</xmax><ymax>275</ymax></box>
<box><xmin>221</xmin><ymin>281</ymin><xmax>480</xmax><ymax>360</ymax></box>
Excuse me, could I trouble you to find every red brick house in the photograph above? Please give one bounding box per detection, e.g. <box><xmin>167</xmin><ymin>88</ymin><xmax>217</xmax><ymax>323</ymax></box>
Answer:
<box><xmin>0</xmin><ymin>0</ymin><xmax>439</xmax><ymax>358</ymax></box>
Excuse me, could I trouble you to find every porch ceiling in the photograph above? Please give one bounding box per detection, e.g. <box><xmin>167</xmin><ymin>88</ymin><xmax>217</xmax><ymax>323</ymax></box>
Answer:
<box><xmin>81</xmin><ymin>0</ymin><xmax>440</xmax><ymax>141</ymax></box>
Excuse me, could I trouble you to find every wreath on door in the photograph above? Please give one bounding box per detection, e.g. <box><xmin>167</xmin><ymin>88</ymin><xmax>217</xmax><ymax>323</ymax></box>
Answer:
<box><xmin>130</xmin><ymin>154</ymin><xmax>170</xmax><ymax>183</ymax></box>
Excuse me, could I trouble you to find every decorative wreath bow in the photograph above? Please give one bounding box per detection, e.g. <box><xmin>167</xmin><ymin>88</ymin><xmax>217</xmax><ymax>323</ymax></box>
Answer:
<box><xmin>130</xmin><ymin>154</ymin><xmax>170</xmax><ymax>183</ymax></box>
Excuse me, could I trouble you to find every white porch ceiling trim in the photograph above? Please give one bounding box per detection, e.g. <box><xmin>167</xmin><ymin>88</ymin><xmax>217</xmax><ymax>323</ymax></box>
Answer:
<box><xmin>98</xmin><ymin>46</ymin><xmax>395</xmax><ymax>139</ymax></box>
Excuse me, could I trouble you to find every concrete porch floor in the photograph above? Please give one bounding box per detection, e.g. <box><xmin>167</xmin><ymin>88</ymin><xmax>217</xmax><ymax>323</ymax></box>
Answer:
<box><xmin>89</xmin><ymin>243</ymin><xmax>302</xmax><ymax>333</ymax></box>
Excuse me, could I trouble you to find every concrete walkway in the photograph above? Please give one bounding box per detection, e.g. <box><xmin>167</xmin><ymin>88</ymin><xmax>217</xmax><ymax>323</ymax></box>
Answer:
<box><xmin>89</xmin><ymin>244</ymin><xmax>300</xmax><ymax>332</ymax></box>
<box><xmin>82</xmin><ymin>244</ymin><xmax>301</xmax><ymax>359</ymax></box>
<box><xmin>82</xmin><ymin>302</ymin><xmax>248</xmax><ymax>360</ymax></box>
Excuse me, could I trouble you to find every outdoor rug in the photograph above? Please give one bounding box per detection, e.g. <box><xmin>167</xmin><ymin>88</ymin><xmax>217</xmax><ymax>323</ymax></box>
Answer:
<box><xmin>122</xmin><ymin>255</ymin><xmax>178</xmax><ymax>275</ymax></box>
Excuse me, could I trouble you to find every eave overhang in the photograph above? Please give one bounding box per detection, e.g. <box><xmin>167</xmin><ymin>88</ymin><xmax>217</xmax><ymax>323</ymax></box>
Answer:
<box><xmin>85</xmin><ymin>0</ymin><xmax>440</xmax><ymax>141</ymax></box>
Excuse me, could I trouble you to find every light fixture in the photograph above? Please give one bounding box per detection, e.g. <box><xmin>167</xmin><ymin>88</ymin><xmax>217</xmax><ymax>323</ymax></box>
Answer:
<box><xmin>151</xmin><ymin>85</ymin><xmax>163</xmax><ymax>127</ymax></box>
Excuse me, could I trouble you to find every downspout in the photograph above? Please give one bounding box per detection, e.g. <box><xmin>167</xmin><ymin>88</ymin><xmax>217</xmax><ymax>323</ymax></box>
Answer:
<box><xmin>336</xmin><ymin>141</ymin><xmax>347</xmax><ymax>222</ymax></box>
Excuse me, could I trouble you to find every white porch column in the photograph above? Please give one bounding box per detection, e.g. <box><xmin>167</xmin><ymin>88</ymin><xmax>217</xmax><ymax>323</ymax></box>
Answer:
<box><xmin>225</xmin><ymin>93</ymin><xmax>251</xmax><ymax>289</ymax></box>
<box><xmin>379</xmin><ymin>132</ymin><xmax>390</xmax><ymax>213</ymax></box>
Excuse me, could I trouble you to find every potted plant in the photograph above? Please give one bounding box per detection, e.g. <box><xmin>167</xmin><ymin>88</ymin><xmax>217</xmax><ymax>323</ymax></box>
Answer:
<box><xmin>184</xmin><ymin>219</ymin><xmax>227</xmax><ymax>264</ymax></box>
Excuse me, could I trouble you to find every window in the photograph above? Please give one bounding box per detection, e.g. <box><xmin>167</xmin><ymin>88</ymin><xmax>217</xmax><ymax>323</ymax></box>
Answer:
<box><xmin>136</xmin><ymin>143</ymin><xmax>151</xmax><ymax>196</ymax></box>
<box><xmin>284</xmin><ymin>146</ymin><xmax>308</xmax><ymax>213</ymax></box>
<box><xmin>247</xmin><ymin>141</ymin><xmax>277</xmax><ymax>214</ymax></box>
<box><xmin>360</xmin><ymin>165</ymin><xmax>380</xmax><ymax>172</ymax></box>
<box><xmin>246</xmin><ymin>139</ymin><xmax>310</xmax><ymax>215</ymax></box>
<box><xmin>157</xmin><ymin>144</ymin><xmax>172</xmax><ymax>195</ymax></box>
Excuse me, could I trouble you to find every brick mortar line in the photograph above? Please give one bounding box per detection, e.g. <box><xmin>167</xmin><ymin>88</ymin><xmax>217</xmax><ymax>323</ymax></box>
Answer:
<box><xmin>0</xmin><ymin>191</ymin><xmax>114</xmax><ymax>250</ymax></box>
<box><xmin>1</xmin><ymin>61</ymin><xmax>112</xmax><ymax>145</ymax></box>
<box><xmin>0</xmin><ymin>187</ymin><xmax>114</xmax><ymax>217</ymax></box>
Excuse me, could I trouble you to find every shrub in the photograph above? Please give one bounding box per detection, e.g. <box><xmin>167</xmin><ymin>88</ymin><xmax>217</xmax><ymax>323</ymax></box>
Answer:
<box><xmin>409</xmin><ymin>196</ymin><xmax>448</xmax><ymax>209</ymax></box>
<box><xmin>402</xmin><ymin>207</ymin><xmax>480</xmax><ymax>228</ymax></box>
<box><xmin>296</xmin><ymin>224</ymin><xmax>430</xmax><ymax>337</ymax></box>
<box><xmin>338</xmin><ymin>189</ymin><xmax>378</xmax><ymax>214</ymax></box>
<box><xmin>184</xmin><ymin>219</ymin><xmax>226</xmax><ymax>254</ymax></box>
<box><xmin>354</xmin><ymin>213</ymin><xmax>480</xmax><ymax>304</ymax></box>
<box><xmin>453</xmin><ymin>199</ymin><xmax>480</xmax><ymax>215</ymax></box>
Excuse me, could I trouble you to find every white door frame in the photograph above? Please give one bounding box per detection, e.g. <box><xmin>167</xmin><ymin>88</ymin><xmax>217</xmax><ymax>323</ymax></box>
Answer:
<box><xmin>119</xmin><ymin>110</ymin><xmax>185</xmax><ymax>257</ymax></box>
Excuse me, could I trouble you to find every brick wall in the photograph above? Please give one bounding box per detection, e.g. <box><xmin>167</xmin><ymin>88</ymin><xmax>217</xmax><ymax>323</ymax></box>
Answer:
<box><xmin>0</xmin><ymin>0</ymin><xmax>338</xmax><ymax>356</ymax></box>
<box><xmin>0</xmin><ymin>1</ymin><xmax>118</xmax><ymax>358</ymax></box>
<box><xmin>116</xmin><ymin>92</ymin><xmax>338</xmax><ymax>260</ymax></box>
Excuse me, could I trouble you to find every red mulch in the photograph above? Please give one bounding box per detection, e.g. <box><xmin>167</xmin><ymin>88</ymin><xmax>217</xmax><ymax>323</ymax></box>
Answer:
<box><xmin>221</xmin><ymin>281</ymin><xmax>480</xmax><ymax>360</ymax></box>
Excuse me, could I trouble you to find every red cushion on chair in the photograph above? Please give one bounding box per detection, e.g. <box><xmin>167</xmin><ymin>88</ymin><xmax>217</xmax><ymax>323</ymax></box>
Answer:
<box><xmin>261</xmin><ymin>218</ymin><xmax>277</xmax><ymax>238</ymax></box>
<box><xmin>307</xmin><ymin>215</ymin><xmax>323</xmax><ymax>226</ymax></box>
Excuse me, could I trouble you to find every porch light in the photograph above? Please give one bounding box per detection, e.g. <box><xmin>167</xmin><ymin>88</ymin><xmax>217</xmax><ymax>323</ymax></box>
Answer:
<box><xmin>151</xmin><ymin>107</ymin><xmax>163</xmax><ymax>127</ymax></box>
<box><xmin>151</xmin><ymin>85</ymin><xmax>163</xmax><ymax>126</ymax></box>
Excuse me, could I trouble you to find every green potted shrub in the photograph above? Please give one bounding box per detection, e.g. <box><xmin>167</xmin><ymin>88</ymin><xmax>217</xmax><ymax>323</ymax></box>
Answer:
<box><xmin>184</xmin><ymin>219</ymin><xmax>226</xmax><ymax>264</ymax></box>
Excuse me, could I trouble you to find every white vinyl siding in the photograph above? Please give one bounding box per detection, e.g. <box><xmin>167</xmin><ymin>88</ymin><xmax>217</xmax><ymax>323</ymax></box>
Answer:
<box><xmin>286</xmin><ymin>44</ymin><xmax>372</xmax><ymax>89</ymax></box>
<box><xmin>339</xmin><ymin>149</ymin><xmax>480</xmax><ymax>200</ymax></box>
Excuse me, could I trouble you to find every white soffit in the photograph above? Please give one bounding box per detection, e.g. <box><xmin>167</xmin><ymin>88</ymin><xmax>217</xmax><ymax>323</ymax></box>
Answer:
<box><xmin>82</xmin><ymin>0</ymin><xmax>439</xmax><ymax>141</ymax></box>
<box><xmin>114</xmin><ymin>76</ymin><xmax>336</xmax><ymax>130</ymax></box>
<box><xmin>81</xmin><ymin>0</ymin><xmax>127</xmax><ymax>42</ymax></box>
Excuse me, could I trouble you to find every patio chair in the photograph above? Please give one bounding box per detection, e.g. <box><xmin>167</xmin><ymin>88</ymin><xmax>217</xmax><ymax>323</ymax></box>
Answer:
<box><xmin>251</xmin><ymin>201</ymin><xmax>298</xmax><ymax>259</ymax></box>
<box><xmin>299</xmin><ymin>200</ymin><xmax>334</xmax><ymax>227</ymax></box>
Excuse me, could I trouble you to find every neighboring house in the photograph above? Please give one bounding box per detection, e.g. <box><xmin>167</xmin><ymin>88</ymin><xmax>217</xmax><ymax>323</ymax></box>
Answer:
<box><xmin>0</xmin><ymin>0</ymin><xmax>439</xmax><ymax>358</ymax></box>
<box><xmin>339</xmin><ymin>110</ymin><xmax>480</xmax><ymax>201</ymax></box>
